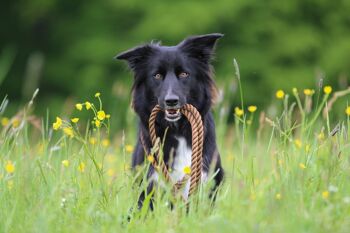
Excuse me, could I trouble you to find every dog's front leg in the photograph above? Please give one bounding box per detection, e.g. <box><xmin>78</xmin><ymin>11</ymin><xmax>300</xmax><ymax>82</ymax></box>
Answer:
<box><xmin>137</xmin><ymin>167</ymin><xmax>156</xmax><ymax>211</ymax></box>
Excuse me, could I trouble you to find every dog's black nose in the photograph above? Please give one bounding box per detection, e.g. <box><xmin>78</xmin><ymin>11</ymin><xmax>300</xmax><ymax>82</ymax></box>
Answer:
<box><xmin>165</xmin><ymin>97</ymin><xmax>179</xmax><ymax>107</ymax></box>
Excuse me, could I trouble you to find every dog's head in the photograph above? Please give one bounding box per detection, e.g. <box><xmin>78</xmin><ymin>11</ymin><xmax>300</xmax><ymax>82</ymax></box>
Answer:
<box><xmin>116</xmin><ymin>33</ymin><xmax>223</xmax><ymax>122</ymax></box>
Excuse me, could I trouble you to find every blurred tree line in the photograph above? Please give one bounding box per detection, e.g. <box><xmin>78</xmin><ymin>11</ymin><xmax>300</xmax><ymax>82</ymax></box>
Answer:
<box><xmin>0</xmin><ymin>0</ymin><xmax>349</xmax><ymax>132</ymax></box>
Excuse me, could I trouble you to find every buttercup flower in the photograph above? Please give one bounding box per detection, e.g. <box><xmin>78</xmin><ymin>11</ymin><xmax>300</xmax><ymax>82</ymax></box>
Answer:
<box><xmin>95</xmin><ymin>92</ymin><xmax>101</xmax><ymax>97</ymax></box>
<box><xmin>183</xmin><ymin>166</ymin><xmax>191</xmax><ymax>175</ymax></box>
<box><xmin>317</xmin><ymin>132</ymin><xmax>325</xmax><ymax>140</ymax></box>
<box><xmin>97</xmin><ymin>111</ymin><xmax>106</xmax><ymax>121</ymax></box>
<box><xmin>1</xmin><ymin>117</ymin><xmax>9</xmax><ymax>127</ymax></box>
<box><xmin>248</xmin><ymin>105</ymin><xmax>257</xmax><ymax>113</ymax></box>
<box><xmin>147</xmin><ymin>155</ymin><xmax>154</xmax><ymax>163</ymax></box>
<box><xmin>294</xmin><ymin>139</ymin><xmax>302</xmax><ymax>149</ymax></box>
<box><xmin>12</xmin><ymin>118</ymin><xmax>20</xmax><ymax>128</ymax></box>
<box><xmin>305</xmin><ymin>144</ymin><xmax>311</xmax><ymax>153</ymax></box>
<box><xmin>275</xmin><ymin>193</ymin><xmax>282</xmax><ymax>200</ymax></box>
<box><xmin>78</xmin><ymin>162</ymin><xmax>85</xmax><ymax>173</ymax></box>
<box><xmin>299</xmin><ymin>163</ymin><xmax>306</xmax><ymax>170</ymax></box>
<box><xmin>63</xmin><ymin>127</ymin><xmax>74</xmax><ymax>138</ymax></box>
<box><xmin>276</xmin><ymin>90</ymin><xmax>285</xmax><ymax>99</ymax></box>
<box><xmin>107</xmin><ymin>169</ymin><xmax>115</xmax><ymax>177</ymax></box>
<box><xmin>5</xmin><ymin>161</ymin><xmax>15</xmax><ymax>174</ymax></box>
<box><xmin>95</xmin><ymin>120</ymin><xmax>101</xmax><ymax>127</ymax></box>
<box><xmin>102</xmin><ymin>139</ymin><xmax>110</xmax><ymax>147</ymax></box>
<box><xmin>53</xmin><ymin>117</ymin><xmax>62</xmax><ymax>130</ymax></box>
<box><xmin>75</xmin><ymin>103</ymin><xmax>83</xmax><ymax>111</ymax></box>
<box><xmin>323</xmin><ymin>86</ymin><xmax>332</xmax><ymax>95</ymax></box>
<box><xmin>62</xmin><ymin>160</ymin><xmax>69</xmax><ymax>167</ymax></box>
<box><xmin>345</xmin><ymin>106</ymin><xmax>350</xmax><ymax>116</ymax></box>
<box><xmin>278</xmin><ymin>159</ymin><xmax>283</xmax><ymax>166</ymax></box>
<box><xmin>85</xmin><ymin>101</ymin><xmax>92</xmax><ymax>110</ymax></box>
<box><xmin>71</xmin><ymin>118</ymin><xmax>79</xmax><ymax>123</ymax></box>
<box><xmin>125</xmin><ymin>145</ymin><xmax>134</xmax><ymax>153</ymax></box>
<box><xmin>234</xmin><ymin>107</ymin><xmax>244</xmax><ymax>117</ymax></box>
<box><xmin>89</xmin><ymin>137</ymin><xmax>97</xmax><ymax>145</ymax></box>
<box><xmin>322</xmin><ymin>191</ymin><xmax>329</xmax><ymax>199</ymax></box>
<box><xmin>303</xmin><ymin>89</ymin><xmax>315</xmax><ymax>96</ymax></box>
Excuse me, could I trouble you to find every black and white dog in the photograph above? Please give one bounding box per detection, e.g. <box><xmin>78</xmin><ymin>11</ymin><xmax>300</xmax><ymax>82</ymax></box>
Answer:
<box><xmin>116</xmin><ymin>33</ymin><xmax>224</xmax><ymax>208</ymax></box>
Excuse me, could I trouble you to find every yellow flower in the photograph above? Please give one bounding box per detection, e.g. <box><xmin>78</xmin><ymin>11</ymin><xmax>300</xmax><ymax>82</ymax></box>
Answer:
<box><xmin>248</xmin><ymin>105</ymin><xmax>257</xmax><ymax>113</ymax></box>
<box><xmin>1</xmin><ymin>117</ymin><xmax>9</xmax><ymax>127</ymax></box>
<box><xmin>322</xmin><ymin>191</ymin><xmax>329</xmax><ymax>199</ymax></box>
<box><xmin>125</xmin><ymin>144</ymin><xmax>134</xmax><ymax>153</ymax></box>
<box><xmin>106</xmin><ymin>114</ymin><xmax>111</xmax><ymax>119</ymax></box>
<box><xmin>294</xmin><ymin>139</ymin><xmax>302</xmax><ymax>149</ymax></box>
<box><xmin>62</xmin><ymin>160</ymin><xmax>69</xmax><ymax>167</ymax></box>
<box><xmin>124</xmin><ymin>164</ymin><xmax>130</xmax><ymax>171</ymax></box>
<box><xmin>85</xmin><ymin>101</ymin><xmax>92</xmax><ymax>110</ymax></box>
<box><xmin>95</xmin><ymin>120</ymin><xmax>101</xmax><ymax>127</ymax></box>
<box><xmin>254</xmin><ymin>178</ymin><xmax>260</xmax><ymax>185</ymax></box>
<box><xmin>292</xmin><ymin>87</ymin><xmax>298</xmax><ymax>94</ymax></box>
<box><xmin>345</xmin><ymin>106</ymin><xmax>350</xmax><ymax>116</ymax></box>
<box><xmin>78</xmin><ymin>162</ymin><xmax>85</xmax><ymax>173</ymax></box>
<box><xmin>234</xmin><ymin>107</ymin><xmax>244</xmax><ymax>117</ymax></box>
<box><xmin>89</xmin><ymin>137</ymin><xmax>97</xmax><ymax>145</ymax></box>
<box><xmin>95</xmin><ymin>92</ymin><xmax>101</xmax><ymax>97</ymax></box>
<box><xmin>299</xmin><ymin>163</ymin><xmax>306</xmax><ymax>170</ymax></box>
<box><xmin>12</xmin><ymin>118</ymin><xmax>20</xmax><ymax>128</ymax></box>
<box><xmin>102</xmin><ymin>139</ymin><xmax>110</xmax><ymax>147</ymax></box>
<box><xmin>183</xmin><ymin>166</ymin><xmax>191</xmax><ymax>175</ymax></box>
<box><xmin>323</xmin><ymin>86</ymin><xmax>332</xmax><ymax>95</ymax></box>
<box><xmin>97</xmin><ymin>110</ymin><xmax>106</xmax><ymax>121</ymax></box>
<box><xmin>227</xmin><ymin>153</ymin><xmax>234</xmax><ymax>161</ymax></box>
<box><xmin>278</xmin><ymin>159</ymin><xmax>283</xmax><ymax>166</ymax></box>
<box><xmin>303</xmin><ymin>89</ymin><xmax>315</xmax><ymax>96</ymax></box>
<box><xmin>305</xmin><ymin>144</ymin><xmax>311</xmax><ymax>153</ymax></box>
<box><xmin>75</xmin><ymin>103</ymin><xmax>83</xmax><ymax>111</ymax></box>
<box><xmin>275</xmin><ymin>193</ymin><xmax>282</xmax><ymax>200</ymax></box>
<box><xmin>71</xmin><ymin>118</ymin><xmax>79</xmax><ymax>123</ymax></box>
<box><xmin>276</xmin><ymin>90</ymin><xmax>285</xmax><ymax>99</ymax></box>
<box><xmin>63</xmin><ymin>127</ymin><xmax>74</xmax><ymax>138</ymax></box>
<box><xmin>147</xmin><ymin>155</ymin><xmax>154</xmax><ymax>163</ymax></box>
<box><xmin>317</xmin><ymin>132</ymin><xmax>325</xmax><ymax>140</ymax></box>
<box><xmin>5</xmin><ymin>161</ymin><xmax>15</xmax><ymax>174</ymax></box>
<box><xmin>107</xmin><ymin>168</ymin><xmax>115</xmax><ymax>177</ymax></box>
<box><xmin>53</xmin><ymin>117</ymin><xmax>62</xmax><ymax>130</ymax></box>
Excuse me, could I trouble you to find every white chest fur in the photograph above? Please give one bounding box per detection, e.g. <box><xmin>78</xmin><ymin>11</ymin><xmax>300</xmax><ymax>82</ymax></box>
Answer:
<box><xmin>151</xmin><ymin>136</ymin><xmax>207</xmax><ymax>200</ymax></box>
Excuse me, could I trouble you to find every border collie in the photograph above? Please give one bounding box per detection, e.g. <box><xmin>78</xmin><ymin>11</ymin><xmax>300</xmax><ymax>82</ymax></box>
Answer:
<box><xmin>116</xmin><ymin>33</ymin><xmax>224</xmax><ymax>209</ymax></box>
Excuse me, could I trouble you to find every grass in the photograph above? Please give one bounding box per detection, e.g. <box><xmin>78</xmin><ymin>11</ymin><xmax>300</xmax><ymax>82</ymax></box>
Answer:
<box><xmin>0</xmin><ymin>84</ymin><xmax>350</xmax><ymax>233</ymax></box>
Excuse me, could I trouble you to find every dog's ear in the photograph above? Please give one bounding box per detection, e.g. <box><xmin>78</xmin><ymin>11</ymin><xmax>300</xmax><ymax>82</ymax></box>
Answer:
<box><xmin>114</xmin><ymin>45</ymin><xmax>154</xmax><ymax>70</ymax></box>
<box><xmin>179</xmin><ymin>33</ymin><xmax>223</xmax><ymax>63</ymax></box>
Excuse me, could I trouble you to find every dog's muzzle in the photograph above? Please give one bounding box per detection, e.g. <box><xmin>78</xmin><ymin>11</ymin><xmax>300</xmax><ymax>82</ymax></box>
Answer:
<box><xmin>165</xmin><ymin>108</ymin><xmax>182</xmax><ymax>122</ymax></box>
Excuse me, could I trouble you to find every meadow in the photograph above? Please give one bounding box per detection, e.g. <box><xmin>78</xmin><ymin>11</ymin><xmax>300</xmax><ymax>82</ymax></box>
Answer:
<box><xmin>1</xmin><ymin>77</ymin><xmax>350</xmax><ymax>233</ymax></box>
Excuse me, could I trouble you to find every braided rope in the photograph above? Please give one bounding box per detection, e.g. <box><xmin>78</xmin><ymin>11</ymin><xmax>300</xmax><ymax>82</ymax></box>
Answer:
<box><xmin>148</xmin><ymin>104</ymin><xmax>204</xmax><ymax>199</ymax></box>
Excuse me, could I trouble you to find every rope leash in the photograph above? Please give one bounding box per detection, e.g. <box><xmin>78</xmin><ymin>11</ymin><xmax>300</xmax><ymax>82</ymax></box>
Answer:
<box><xmin>142</xmin><ymin>104</ymin><xmax>204</xmax><ymax>200</ymax></box>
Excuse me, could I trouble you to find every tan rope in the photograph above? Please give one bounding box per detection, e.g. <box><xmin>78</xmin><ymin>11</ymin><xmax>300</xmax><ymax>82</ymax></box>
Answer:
<box><xmin>146</xmin><ymin>104</ymin><xmax>204</xmax><ymax>199</ymax></box>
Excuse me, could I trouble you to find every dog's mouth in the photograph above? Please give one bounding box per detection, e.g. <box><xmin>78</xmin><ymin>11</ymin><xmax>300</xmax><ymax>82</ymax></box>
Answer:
<box><xmin>165</xmin><ymin>108</ymin><xmax>181</xmax><ymax>122</ymax></box>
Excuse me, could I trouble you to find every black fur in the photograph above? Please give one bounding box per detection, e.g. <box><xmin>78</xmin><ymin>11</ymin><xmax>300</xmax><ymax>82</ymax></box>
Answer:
<box><xmin>116</xmin><ymin>33</ymin><xmax>224</xmax><ymax>209</ymax></box>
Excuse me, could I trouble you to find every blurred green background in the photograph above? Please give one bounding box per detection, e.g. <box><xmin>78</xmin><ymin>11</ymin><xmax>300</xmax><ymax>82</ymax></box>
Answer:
<box><xmin>1</xmin><ymin>0</ymin><xmax>349</xmax><ymax>132</ymax></box>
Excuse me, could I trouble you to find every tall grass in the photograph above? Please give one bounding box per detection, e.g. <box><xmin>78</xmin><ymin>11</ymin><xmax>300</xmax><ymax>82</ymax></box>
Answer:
<box><xmin>0</xmin><ymin>81</ymin><xmax>350</xmax><ymax>233</ymax></box>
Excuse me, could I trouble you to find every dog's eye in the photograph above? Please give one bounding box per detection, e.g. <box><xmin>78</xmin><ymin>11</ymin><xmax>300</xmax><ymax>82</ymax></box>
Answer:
<box><xmin>153</xmin><ymin>73</ymin><xmax>163</xmax><ymax>80</ymax></box>
<box><xmin>179</xmin><ymin>72</ymin><xmax>189</xmax><ymax>79</ymax></box>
